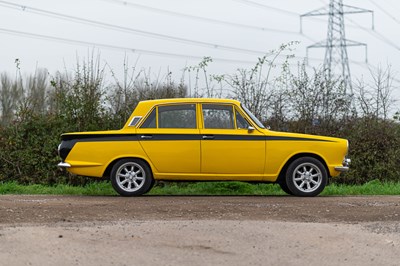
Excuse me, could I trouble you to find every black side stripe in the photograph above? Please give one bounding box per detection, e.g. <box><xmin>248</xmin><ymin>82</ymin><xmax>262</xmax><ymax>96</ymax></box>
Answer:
<box><xmin>144</xmin><ymin>134</ymin><xmax>201</xmax><ymax>141</ymax></box>
<box><xmin>61</xmin><ymin>134</ymin><xmax>139</xmax><ymax>141</ymax></box>
<box><xmin>61</xmin><ymin>133</ymin><xmax>334</xmax><ymax>142</ymax></box>
<box><xmin>211</xmin><ymin>135</ymin><xmax>265</xmax><ymax>141</ymax></box>
<box><xmin>59</xmin><ymin>133</ymin><xmax>334</xmax><ymax>160</ymax></box>
<box><xmin>265</xmin><ymin>136</ymin><xmax>333</xmax><ymax>142</ymax></box>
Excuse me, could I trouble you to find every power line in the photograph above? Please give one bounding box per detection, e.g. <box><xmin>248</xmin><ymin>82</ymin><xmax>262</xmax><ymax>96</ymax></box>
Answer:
<box><xmin>101</xmin><ymin>0</ymin><xmax>317</xmax><ymax>43</ymax></box>
<box><xmin>0</xmin><ymin>25</ymin><xmax>369</xmax><ymax>72</ymax></box>
<box><xmin>231</xmin><ymin>0</ymin><xmax>298</xmax><ymax>16</ymax></box>
<box><xmin>0</xmin><ymin>25</ymin><xmax>332</xmax><ymax>67</ymax></box>
<box><xmin>381</xmin><ymin>0</ymin><xmax>400</xmax><ymax>14</ymax></box>
<box><xmin>0</xmin><ymin>27</ymin><xmax>262</xmax><ymax>65</ymax></box>
<box><xmin>368</xmin><ymin>0</ymin><xmax>400</xmax><ymax>25</ymax></box>
<box><xmin>100</xmin><ymin>0</ymin><xmax>301</xmax><ymax>35</ymax></box>
<box><xmin>0</xmin><ymin>0</ymin><xmax>271</xmax><ymax>56</ymax></box>
<box><xmin>345</xmin><ymin>16</ymin><xmax>400</xmax><ymax>51</ymax></box>
<box><xmin>231</xmin><ymin>0</ymin><xmax>364</xmax><ymax>32</ymax></box>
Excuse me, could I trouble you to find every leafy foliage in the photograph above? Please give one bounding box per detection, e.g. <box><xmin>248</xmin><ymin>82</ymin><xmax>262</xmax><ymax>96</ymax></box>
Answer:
<box><xmin>338</xmin><ymin>117</ymin><xmax>400</xmax><ymax>184</ymax></box>
<box><xmin>0</xmin><ymin>55</ymin><xmax>187</xmax><ymax>185</ymax></box>
<box><xmin>0</xmin><ymin>50</ymin><xmax>399</xmax><ymax>186</ymax></box>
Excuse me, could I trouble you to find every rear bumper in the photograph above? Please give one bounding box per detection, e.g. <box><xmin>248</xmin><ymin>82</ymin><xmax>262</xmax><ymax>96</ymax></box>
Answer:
<box><xmin>57</xmin><ymin>162</ymin><xmax>71</xmax><ymax>168</ymax></box>
<box><xmin>334</xmin><ymin>158</ymin><xmax>351</xmax><ymax>172</ymax></box>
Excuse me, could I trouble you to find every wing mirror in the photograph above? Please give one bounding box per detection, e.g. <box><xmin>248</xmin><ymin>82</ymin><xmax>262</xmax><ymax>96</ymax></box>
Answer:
<box><xmin>248</xmin><ymin>126</ymin><xmax>255</xmax><ymax>132</ymax></box>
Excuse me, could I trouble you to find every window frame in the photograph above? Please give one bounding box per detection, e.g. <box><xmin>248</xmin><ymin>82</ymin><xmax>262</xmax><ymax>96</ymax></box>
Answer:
<box><xmin>201</xmin><ymin>104</ymin><xmax>238</xmax><ymax>130</ymax></box>
<box><xmin>139</xmin><ymin>103</ymin><xmax>198</xmax><ymax>129</ymax></box>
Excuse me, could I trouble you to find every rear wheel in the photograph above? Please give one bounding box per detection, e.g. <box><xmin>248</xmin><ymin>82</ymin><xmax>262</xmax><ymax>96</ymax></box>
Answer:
<box><xmin>143</xmin><ymin>179</ymin><xmax>156</xmax><ymax>194</ymax></box>
<box><xmin>110</xmin><ymin>159</ymin><xmax>154</xmax><ymax>196</ymax></box>
<box><xmin>285</xmin><ymin>157</ymin><xmax>327</xmax><ymax>197</ymax></box>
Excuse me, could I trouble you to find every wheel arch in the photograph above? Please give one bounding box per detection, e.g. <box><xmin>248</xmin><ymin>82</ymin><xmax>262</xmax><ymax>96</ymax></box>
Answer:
<box><xmin>102</xmin><ymin>156</ymin><xmax>153</xmax><ymax>179</ymax></box>
<box><xmin>277</xmin><ymin>153</ymin><xmax>329</xmax><ymax>183</ymax></box>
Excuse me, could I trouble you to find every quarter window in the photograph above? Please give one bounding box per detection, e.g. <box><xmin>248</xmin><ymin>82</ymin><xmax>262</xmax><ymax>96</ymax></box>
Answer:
<box><xmin>202</xmin><ymin>104</ymin><xmax>234</xmax><ymax>129</ymax></box>
<box><xmin>236</xmin><ymin>111</ymin><xmax>250</xmax><ymax>129</ymax></box>
<box><xmin>129</xmin><ymin>116</ymin><xmax>142</xmax><ymax>127</ymax></box>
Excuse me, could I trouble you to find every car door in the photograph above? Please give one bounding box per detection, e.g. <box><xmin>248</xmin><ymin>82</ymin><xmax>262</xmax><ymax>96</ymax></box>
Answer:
<box><xmin>200</xmin><ymin>104</ymin><xmax>266</xmax><ymax>177</ymax></box>
<box><xmin>136</xmin><ymin>103</ymin><xmax>201</xmax><ymax>174</ymax></box>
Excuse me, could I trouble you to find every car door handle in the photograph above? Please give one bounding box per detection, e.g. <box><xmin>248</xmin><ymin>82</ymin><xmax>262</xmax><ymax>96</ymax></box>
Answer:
<box><xmin>140</xmin><ymin>135</ymin><xmax>153</xmax><ymax>139</ymax></box>
<box><xmin>202</xmin><ymin>135</ymin><xmax>215</xmax><ymax>140</ymax></box>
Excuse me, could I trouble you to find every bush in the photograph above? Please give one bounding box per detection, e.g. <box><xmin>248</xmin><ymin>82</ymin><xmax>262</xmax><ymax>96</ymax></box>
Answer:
<box><xmin>0</xmin><ymin>53</ymin><xmax>399</xmax><ymax>186</ymax></box>
<box><xmin>0</xmin><ymin>56</ymin><xmax>188</xmax><ymax>185</ymax></box>
<box><xmin>0</xmin><ymin>115</ymin><xmax>63</xmax><ymax>184</ymax></box>
<box><xmin>336</xmin><ymin>117</ymin><xmax>400</xmax><ymax>184</ymax></box>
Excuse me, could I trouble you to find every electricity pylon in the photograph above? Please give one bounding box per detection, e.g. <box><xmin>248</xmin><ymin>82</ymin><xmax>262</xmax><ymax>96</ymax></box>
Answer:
<box><xmin>301</xmin><ymin>0</ymin><xmax>374</xmax><ymax>94</ymax></box>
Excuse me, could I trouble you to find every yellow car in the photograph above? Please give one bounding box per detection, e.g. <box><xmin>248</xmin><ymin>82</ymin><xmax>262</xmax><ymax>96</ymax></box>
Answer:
<box><xmin>58</xmin><ymin>98</ymin><xmax>350</xmax><ymax>197</ymax></box>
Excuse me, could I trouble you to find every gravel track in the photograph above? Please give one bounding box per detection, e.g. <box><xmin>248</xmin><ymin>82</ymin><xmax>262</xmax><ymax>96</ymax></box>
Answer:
<box><xmin>0</xmin><ymin>195</ymin><xmax>399</xmax><ymax>266</ymax></box>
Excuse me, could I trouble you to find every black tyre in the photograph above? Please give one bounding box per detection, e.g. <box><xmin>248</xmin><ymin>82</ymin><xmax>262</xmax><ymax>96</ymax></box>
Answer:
<box><xmin>285</xmin><ymin>157</ymin><xmax>328</xmax><ymax>197</ymax></box>
<box><xmin>110</xmin><ymin>159</ymin><xmax>154</xmax><ymax>196</ymax></box>
<box><xmin>143</xmin><ymin>179</ymin><xmax>156</xmax><ymax>194</ymax></box>
<box><xmin>278</xmin><ymin>180</ymin><xmax>294</xmax><ymax>195</ymax></box>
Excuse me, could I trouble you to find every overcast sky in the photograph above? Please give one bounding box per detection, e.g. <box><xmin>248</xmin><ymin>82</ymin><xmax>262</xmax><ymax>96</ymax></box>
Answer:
<box><xmin>1</xmin><ymin>0</ymin><xmax>399</xmax><ymax>95</ymax></box>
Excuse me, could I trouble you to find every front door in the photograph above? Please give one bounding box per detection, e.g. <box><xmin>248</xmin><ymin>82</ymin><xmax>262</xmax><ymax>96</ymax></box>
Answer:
<box><xmin>200</xmin><ymin>104</ymin><xmax>266</xmax><ymax>177</ymax></box>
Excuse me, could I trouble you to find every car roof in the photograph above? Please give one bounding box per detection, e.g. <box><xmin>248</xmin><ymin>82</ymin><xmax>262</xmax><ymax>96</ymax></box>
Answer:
<box><xmin>139</xmin><ymin>98</ymin><xmax>241</xmax><ymax>105</ymax></box>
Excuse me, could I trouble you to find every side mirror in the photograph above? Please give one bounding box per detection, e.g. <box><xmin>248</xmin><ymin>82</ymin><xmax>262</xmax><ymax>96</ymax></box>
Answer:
<box><xmin>248</xmin><ymin>126</ymin><xmax>255</xmax><ymax>132</ymax></box>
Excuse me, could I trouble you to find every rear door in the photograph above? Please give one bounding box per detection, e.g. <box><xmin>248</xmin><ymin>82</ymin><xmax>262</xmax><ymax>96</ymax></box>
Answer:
<box><xmin>136</xmin><ymin>104</ymin><xmax>201</xmax><ymax>174</ymax></box>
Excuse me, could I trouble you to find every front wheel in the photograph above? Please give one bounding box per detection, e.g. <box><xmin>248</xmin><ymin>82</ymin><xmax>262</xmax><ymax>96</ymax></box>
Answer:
<box><xmin>110</xmin><ymin>159</ymin><xmax>154</xmax><ymax>196</ymax></box>
<box><xmin>285</xmin><ymin>157</ymin><xmax>328</xmax><ymax>197</ymax></box>
<box><xmin>278</xmin><ymin>180</ymin><xmax>294</xmax><ymax>195</ymax></box>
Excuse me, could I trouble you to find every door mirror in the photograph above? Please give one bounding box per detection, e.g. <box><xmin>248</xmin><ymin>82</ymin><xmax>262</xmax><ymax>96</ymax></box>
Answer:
<box><xmin>248</xmin><ymin>126</ymin><xmax>255</xmax><ymax>132</ymax></box>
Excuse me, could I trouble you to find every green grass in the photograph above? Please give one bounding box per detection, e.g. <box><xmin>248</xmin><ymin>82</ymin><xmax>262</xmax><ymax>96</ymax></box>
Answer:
<box><xmin>322</xmin><ymin>179</ymin><xmax>400</xmax><ymax>195</ymax></box>
<box><xmin>0</xmin><ymin>181</ymin><xmax>117</xmax><ymax>196</ymax></box>
<box><xmin>0</xmin><ymin>179</ymin><xmax>399</xmax><ymax>196</ymax></box>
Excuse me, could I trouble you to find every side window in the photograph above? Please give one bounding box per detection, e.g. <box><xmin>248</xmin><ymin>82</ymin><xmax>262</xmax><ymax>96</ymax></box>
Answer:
<box><xmin>236</xmin><ymin>111</ymin><xmax>250</xmax><ymax>129</ymax></box>
<box><xmin>203</xmin><ymin>104</ymin><xmax>234</xmax><ymax>129</ymax></box>
<box><xmin>129</xmin><ymin>116</ymin><xmax>142</xmax><ymax>127</ymax></box>
<box><xmin>158</xmin><ymin>104</ymin><xmax>196</xmax><ymax>128</ymax></box>
<box><xmin>141</xmin><ymin>109</ymin><xmax>156</xmax><ymax>128</ymax></box>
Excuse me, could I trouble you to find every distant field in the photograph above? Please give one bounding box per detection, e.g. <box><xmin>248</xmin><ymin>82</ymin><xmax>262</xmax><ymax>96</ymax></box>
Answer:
<box><xmin>0</xmin><ymin>180</ymin><xmax>399</xmax><ymax>196</ymax></box>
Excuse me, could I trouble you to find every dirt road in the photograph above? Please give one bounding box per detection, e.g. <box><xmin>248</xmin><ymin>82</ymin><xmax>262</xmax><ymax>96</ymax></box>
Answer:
<box><xmin>0</xmin><ymin>195</ymin><xmax>399</xmax><ymax>266</ymax></box>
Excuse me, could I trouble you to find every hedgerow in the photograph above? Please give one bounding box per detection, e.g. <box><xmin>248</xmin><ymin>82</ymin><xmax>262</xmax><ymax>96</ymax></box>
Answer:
<box><xmin>0</xmin><ymin>51</ymin><xmax>399</xmax><ymax>185</ymax></box>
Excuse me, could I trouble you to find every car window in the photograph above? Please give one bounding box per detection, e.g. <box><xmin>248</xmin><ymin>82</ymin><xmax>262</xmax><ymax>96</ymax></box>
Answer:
<box><xmin>129</xmin><ymin>116</ymin><xmax>142</xmax><ymax>127</ymax></box>
<box><xmin>141</xmin><ymin>109</ymin><xmax>156</xmax><ymax>128</ymax></box>
<box><xmin>241</xmin><ymin>104</ymin><xmax>265</xmax><ymax>129</ymax></box>
<box><xmin>236</xmin><ymin>111</ymin><xmax>250</xmax><ymax>129</ymax></box>
<box><xmin>158</xmin><ymin>104</ymin><xmax>196</xmax><ymax>128</ymax></box>
<box><xmin>203</xmin><ymin>104</ymin><xmax>234</xmax><ymax>129</ymax></box>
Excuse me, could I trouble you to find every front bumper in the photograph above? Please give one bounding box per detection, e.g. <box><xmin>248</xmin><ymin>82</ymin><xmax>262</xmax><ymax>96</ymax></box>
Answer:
<box><xmin>334</xmin><ymin>158</ymin><xmax>351</xmax><ymax>172</ymax></box>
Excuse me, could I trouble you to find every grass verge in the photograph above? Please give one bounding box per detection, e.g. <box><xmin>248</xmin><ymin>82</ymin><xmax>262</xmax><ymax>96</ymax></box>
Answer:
<box><xmin>0</xmin><ymin>181</ymin><xmax>117</xmax><ymax>196</ymax></box>
<box><xmin>0</xmin><ymin>179</ymin><xmax>399</xmax><ymax>196</ymax></box>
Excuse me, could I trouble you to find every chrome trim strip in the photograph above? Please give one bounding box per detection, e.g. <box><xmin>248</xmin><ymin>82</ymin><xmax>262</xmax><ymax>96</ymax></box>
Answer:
<box><xmin>335</xmin><ymin>166</ymin><xmax>349</xmax><ymax>172</ymax></box>
<box><xmin>58</xmin><ymin>162</ymin><xmax>71</xmax><ymax>168</ymax></box>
